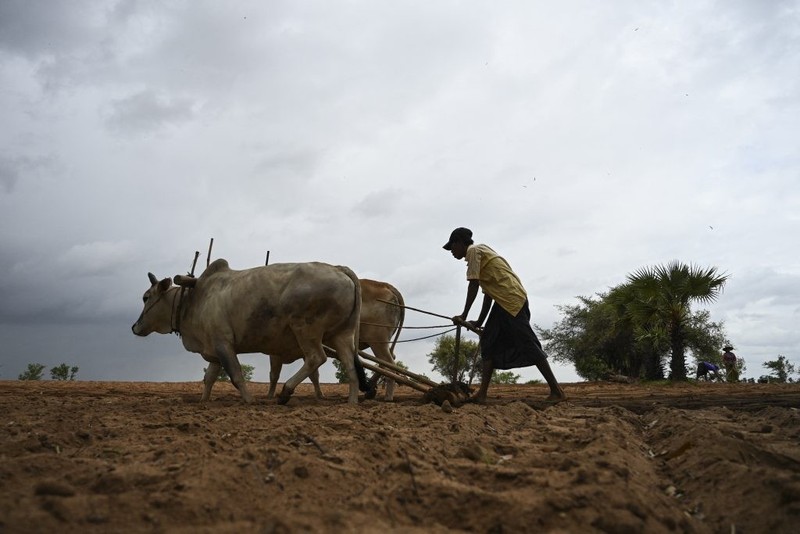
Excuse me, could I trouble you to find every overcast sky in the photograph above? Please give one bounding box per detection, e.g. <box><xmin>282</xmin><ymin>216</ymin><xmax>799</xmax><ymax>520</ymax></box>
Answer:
<box><xmin>1</xmin><ymin>1</ymin><xmax>798</xmax><ymax>387</ymax></box>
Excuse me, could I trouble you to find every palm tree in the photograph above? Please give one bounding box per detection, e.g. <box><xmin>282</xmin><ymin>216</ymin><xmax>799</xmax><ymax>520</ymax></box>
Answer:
<box><xmin>623</xmin><ymin>261</ymin><xmax>728</xmax><ymax>381</ymax></box>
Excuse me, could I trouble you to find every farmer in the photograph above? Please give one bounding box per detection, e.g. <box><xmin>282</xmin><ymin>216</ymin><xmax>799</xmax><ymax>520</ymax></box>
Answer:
<box><xmin>443</xmin><ymin>227</ymin><xmax>566</xmax><ymax>403</ymax></box>
<box><xmin>696</xmin><ymin>361</ymin><xmax>722</xmax><ymax>381</ymax></box>
<box><xmin>722</xmin><ymin>345</ymin><xmax>739</xmax><ymax>383</ymax></box>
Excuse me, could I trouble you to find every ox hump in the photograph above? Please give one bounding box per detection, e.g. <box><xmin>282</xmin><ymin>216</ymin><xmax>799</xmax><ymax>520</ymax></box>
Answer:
<box><xmin>203</xmin><ymin>258</ymin><xmax>231</xmax><ymax>276</ymax></box>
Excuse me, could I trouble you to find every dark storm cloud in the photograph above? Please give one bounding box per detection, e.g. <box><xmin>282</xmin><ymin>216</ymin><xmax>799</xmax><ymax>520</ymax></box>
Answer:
<box><xmin>0</xmin><ymin>240</ymin><xmax>139</xmax><ymax>326</ymax></box>
<box><xmin>0</xmin><ymin>1</ymin><xmax>97</xmax><ymax>57</ymax></box>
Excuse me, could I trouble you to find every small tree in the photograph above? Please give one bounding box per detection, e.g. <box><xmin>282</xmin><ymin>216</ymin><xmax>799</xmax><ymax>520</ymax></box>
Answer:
<box><xmin>19</xmin><ymin>363</ymin><xmax>45</xmax><ymax>381</ymax></box>
<box><xmin>204</xmin><ymin>364</ymin><xmax>255</xmax><ymax>382</ymax></box>
<box><xmin>491</xmin><ymin>371</ymin><xmax>520</xmax><ymax>384</ymax></box>
<box><xmin>50</xmin><ymin>363</ymin><xmax>79</xmax><ymax>381</ymax></box>
<box><xmin>762</xmin><ymin>355</ymin><xmax>797</xmax><ymax>383</ymax></box>
<box><xmin>427</xmin><ymin>334</ymin><xmax>481</xmax><ymax>385</ymax></box>
<box><xmin>331</xmin><ymin>359</ymin><xmax>349</xmax><ymax>383</ymax></box>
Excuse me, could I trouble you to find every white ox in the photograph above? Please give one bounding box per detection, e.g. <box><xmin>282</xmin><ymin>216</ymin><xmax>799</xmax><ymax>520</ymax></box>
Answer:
<box><xmin>131</xmin><ymin>259</ymin><xmax>371</xmax><ymax>404</ymax></box>
<box><xmin>267</xmin><ymin>279</ymin><xmax>405</xmax><ymax>401</ymax></box>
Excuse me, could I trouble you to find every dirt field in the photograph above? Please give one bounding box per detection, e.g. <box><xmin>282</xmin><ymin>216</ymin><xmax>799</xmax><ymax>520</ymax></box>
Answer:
<box><xmin>1</xmin><ymin>380</ymin><xmax>799</xmax><ymax>533</ymax></box>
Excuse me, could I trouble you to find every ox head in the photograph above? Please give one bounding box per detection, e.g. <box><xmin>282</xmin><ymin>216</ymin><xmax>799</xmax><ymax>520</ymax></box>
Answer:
<box><xmin>131</xmin><ymin>272</ymin><xmax>175</xmax><ymax>336</ymax></box>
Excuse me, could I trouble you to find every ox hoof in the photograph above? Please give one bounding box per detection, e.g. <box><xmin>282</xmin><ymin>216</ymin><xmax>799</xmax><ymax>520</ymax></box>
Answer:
<box><xmin>277</xmin><ymin>391</ymin><xmax>293</xmax><ymax>405</ymax></box>
<box><xmin>364</xmin><ymin>387</ymin><xmax>377</xmax><ymax>400</ymax></box>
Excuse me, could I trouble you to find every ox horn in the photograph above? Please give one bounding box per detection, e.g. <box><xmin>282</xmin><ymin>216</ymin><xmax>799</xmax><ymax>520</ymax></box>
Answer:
<box><xmin>173</xmin><ymin>274</ymin><xmax>197</xmax><ymax>288</ymax></box>
<box><xmin>148</xmin><ymin>272</ymin><xmax>158</xmax><ymax>286</ymax></box>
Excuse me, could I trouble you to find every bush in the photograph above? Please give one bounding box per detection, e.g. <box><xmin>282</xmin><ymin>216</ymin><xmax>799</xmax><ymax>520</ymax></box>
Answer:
<box><xmin>204</xmin><ymin>364</ymin><xmax>255</xmax><ymax>382</ymax></box>
<box><xmin>491</xmin><ymin>371</ymin><xmax>520</xmax><ymax>384</ymax></box>
<box><xmin>762</xmin><ymin>355</ymin><xmax>797</xmax><ymax>383</ymax></box>
<box><xmin>19</xmin><ymin>363</ymin><xmax>45</xmax><ymax>381</ymax></box>
<box><xmin>50</xmin><ymin>364</ymin><xmax>79</xmax><ymax>381</ymax></box>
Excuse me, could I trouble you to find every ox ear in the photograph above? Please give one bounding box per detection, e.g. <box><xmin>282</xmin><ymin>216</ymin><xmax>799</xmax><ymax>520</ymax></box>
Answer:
<box><xmin>148</xmin><ymin>272</ymin><xmax>159</xmax><ymax>286</ymax></box>
<box><xmin>158</xmin><ymin>277</ymin><xmax>172</xmax><ymax>292</ymax></box>
<box><xmin>173</xmin><ymin>274</ymin><xmax>197</xmax><ymax>288</ymax></box>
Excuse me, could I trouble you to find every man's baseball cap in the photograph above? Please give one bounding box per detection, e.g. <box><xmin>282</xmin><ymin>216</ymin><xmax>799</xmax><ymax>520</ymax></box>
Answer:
<box><xmin>443</xmin><ymin>227</ymin><xmax>473</xmax><ymax>250</ymax></box>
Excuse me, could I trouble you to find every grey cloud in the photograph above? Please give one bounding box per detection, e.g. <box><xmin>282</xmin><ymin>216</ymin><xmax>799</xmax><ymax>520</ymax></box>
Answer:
<box><xmin>0</xmin><ymin>1</ymin><xmax>124</xmax><ymax>93</ymax></box>
<box><xmin>253</xmin><ymin>148</ymin><xmax>321</xmax><ymax>181</ymax></box>
<box><xmin>104</xmin><ymin>90</ymin><xmax>197</xmax><ymax>134</ymax></box>
<box><xmin>0</xmin><ymin>154</ymin><xmax>53</xmax><ymax>193</ymax></box>
<box><xmin>0</xmin><ymin>0</ymin><xmax>100</xmax><ymax>58</ymax></box>
<box><xmin>556</xmin><ymin>247</ymin><xmax>578</xmax><ymax>258</ymax></box>
<box><xmin>0</xmin><ymin>240</ymin><xmax>140</xmax><ymax>325</ymax></box>
<box><xmin>353</xmin><ymin>188</ymin><xmax>406</xmax><ymax>218</ymax></box>
<box><xmin>720</xmin><ymin>269</ymin><xmax>800</xmax><ymax>309</ymax></box>
<box><xmin>0</xmin><ymin>157</ymin><xmax>18</xmax><ymax>193</ymax></box>
<box><xmin>55</xmin><ymin>241</ymin><xmax>138</xmax><ymax>278</ymax></box>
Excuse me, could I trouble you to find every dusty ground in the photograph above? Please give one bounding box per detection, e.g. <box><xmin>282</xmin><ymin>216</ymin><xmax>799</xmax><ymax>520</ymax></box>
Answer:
<box><xmin>1</xmin><ymin>380</ymin><xmax>799</xmax><ymax>533</ymax></box>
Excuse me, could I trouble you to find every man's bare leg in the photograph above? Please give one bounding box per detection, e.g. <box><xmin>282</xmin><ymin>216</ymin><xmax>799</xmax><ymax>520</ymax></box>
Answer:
<box><xmin>470</xmin><ymin>358</ymin><xmax>494</xmax><ymax>403</ymax></box>
<box><xmin>536</xmin><ymin>358</ymin><xmax>566</xmax><ymax>401</ymax></box>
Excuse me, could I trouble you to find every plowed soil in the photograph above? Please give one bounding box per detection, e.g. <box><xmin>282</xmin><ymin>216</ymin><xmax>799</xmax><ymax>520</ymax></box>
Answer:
<box><xmin>1</xmin><ymin>380</ymin><xmax>799</xmax><ymax>533</ymax></box>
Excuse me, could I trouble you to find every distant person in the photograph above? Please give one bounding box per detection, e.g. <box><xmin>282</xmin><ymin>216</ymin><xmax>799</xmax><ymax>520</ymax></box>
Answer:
<box><xmin>443</xmin><ymin>227</ymin><xmax>566</xmax><ymax>403</ymax></box>
<box><xmin>696</xmin><ymin>361</ymin><xmax>721</xmax><ymax>381</ymax></box>
<box><xmin>722</xmin><ymin>345</ymin><xmax>739</xmax><ymax>382</ymax></box>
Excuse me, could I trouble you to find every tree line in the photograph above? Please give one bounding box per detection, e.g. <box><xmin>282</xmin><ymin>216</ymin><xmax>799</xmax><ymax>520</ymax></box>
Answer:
<box><xmin>18</xmin><ymin>363</ymin><xmax>79</xmax><ymax>381</ymax></box>
<box><xmin>538</xmin><ymin>260</ymin><xmax>730</xmax><ymax>381</ymax></box>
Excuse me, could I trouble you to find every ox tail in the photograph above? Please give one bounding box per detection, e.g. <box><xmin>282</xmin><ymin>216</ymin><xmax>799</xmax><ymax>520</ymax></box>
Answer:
<box><xmin>337</xmin><ymin>266</ymin><xmax>374</xmax><ymax>397</ymax></box>
<box><xmin>387</xmin><ymin>283</ymin><xmax>405</xmax><ymax>357</ymax></box>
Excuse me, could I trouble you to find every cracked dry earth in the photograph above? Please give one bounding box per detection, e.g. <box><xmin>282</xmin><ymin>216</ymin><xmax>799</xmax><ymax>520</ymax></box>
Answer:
<box><xmin>1</xmin><ymin>380</ymin><xmax>799</xmax><ymax>533</ymax></box>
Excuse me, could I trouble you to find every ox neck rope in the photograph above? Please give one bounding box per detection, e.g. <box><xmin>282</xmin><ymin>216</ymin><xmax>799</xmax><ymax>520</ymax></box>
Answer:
<box><xmin>173</xmin><ymin>288</ymin><xmax>185</xmax><ymax>336</ymax></box>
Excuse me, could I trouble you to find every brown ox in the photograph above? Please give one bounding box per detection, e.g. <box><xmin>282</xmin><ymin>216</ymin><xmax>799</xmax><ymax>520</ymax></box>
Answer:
<box><xmin>267</xmin><ymin>278</ymin><xmax>405</xmax><ymax>401</ymax></box>
<box><xmin>132</xmin><ymin>259</ymin><xmax>372</xmax><ymax>404</ymax></box>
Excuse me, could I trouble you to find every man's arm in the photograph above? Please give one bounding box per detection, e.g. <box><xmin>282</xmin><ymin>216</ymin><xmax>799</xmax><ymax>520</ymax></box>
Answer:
<box><xmin>455</xmin><ymin>279</ymin><xmax>494</xmax><ymax>328</ymax></box>
<box><xmin>455</xmin><ymin>279</ymin><xmax>480</xmax><ymax>322</ymax></box>
<box><xmin>474</xmin><ymin>293</ymin><xmax>492</xmax><ymax>327</ymax></box>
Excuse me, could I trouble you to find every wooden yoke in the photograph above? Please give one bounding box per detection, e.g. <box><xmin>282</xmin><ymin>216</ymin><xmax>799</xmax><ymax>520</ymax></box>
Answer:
<box><xmin>173</xmin><ymin>274</ymin><xmax>197</xmax><ymax>288</ymax></box>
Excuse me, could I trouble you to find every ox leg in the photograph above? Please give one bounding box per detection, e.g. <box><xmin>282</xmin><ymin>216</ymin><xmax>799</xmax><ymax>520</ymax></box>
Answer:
<box><xmin>310</xmin><ymin>368</ymin><xmax>324</xmax><ymax>399</ymax></box>
<box><xmin>216</xmin><ymin>345</ymin><xmax>255</xmax><ymax>404</ymax></box>
<box><xmin>277</xmin><ymin>341</ymin><xmax>326</xmax><ymax>405</ymax></box>
<box><xmin>369</xmin><ymin>343</ymin><xmax>397</xmax><ymax>402</ymax></box>
<box><xmin>201</xmin><ymin>356</ymin><xmax>220</xmax><ymax>402</ymax></box>
<box><xmin>328</xmin><ymin>337</ymin><xmax>363</xmax><ymax>405</ymax></box>
<box><xmin>267</xmin><ymin>355</ymin><xmax>282</xmax><ymax>399</ymax></box>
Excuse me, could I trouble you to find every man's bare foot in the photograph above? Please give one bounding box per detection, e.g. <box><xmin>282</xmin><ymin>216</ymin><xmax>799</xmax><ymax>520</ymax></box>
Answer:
<box><xmin>545</xmin><ymin>389</ymin><xmax>567</xmax><ymax>402</ymax></box>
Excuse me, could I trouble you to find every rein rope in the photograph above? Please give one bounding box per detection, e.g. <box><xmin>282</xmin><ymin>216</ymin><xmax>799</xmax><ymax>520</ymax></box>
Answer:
<box><xmin>358</xmin><ymin>320</ymin><xmax>459</xmax><ymax>345</ymax></box>
<box><xmin>391</xmin><ymin>327</ymin><xmax>457</xmax><ymax>343</ymax></box>
<box><xmin>359</xmin><ymin>321</ymin><xmax>451</xmax><ymax>330</ymax></box>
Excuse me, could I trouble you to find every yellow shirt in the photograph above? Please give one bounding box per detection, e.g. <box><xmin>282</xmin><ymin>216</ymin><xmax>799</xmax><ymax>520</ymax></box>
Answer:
<box><xmin>465</xmin><ymin>244</ymin><xmax>527</xmax><ymax>316</ymax></box>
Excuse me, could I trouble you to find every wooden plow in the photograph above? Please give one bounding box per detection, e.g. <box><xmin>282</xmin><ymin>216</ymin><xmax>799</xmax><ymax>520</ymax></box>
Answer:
<box><xmin>348</xmin><ymin>301</ymin><xmax>483</xmax><ymax>407</ymax></box>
